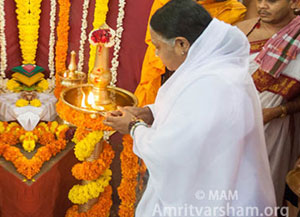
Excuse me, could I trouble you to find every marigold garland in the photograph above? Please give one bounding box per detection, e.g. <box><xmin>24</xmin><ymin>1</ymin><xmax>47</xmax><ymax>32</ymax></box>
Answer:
<box><xmin>50</xmin><ymin>121</ymin><xmax>59</xmax><ymax>134</ymax></box>
<box><xmin>73</xmin><ymin>130</ymin><xmax>103</xmax><ymax>161</ymax></box>
<box><xmin>20</xmin><ymin>132</ymin><xmax>38</xmax><ymax>152</ymax></box>
<box><xmin>56</xmin><ymin>100</ymin><xmax>113</xmax><ymax>131</ymax></box>
<box><xmin>54</xmin><ymin>0</ymin><xmax>71</xmax><ymax>98</ymax></box>
<box><xmin>65</xmin><ymin>185</ymin><xmax>113</xmax><ymax>217</ymax></box>
<box><xmin>68</xmin><ymin>169</ymin><xmax>112</xmax><ymax>204</ymax></box>
<box><xmin>0</xmin><ymin>121</ymin><xmax>70</xmax><ymax>180</ymax></box>
<box><xmin>66</xmin><ymin>126</ymin><xmax>115</xmax><ymax>216</ymax></box>
<box><xmin>73</xmin><ymin>127</ymin><xmax>91</xmax><ymax>143</ymax></box>
<box><xmin>37</xmin><ymin>78</ymin><xmax>49</xmax><ymax>92</ymax></box>
<box><xmin>118</xmin><ymin>135</ymin><xmax>139</xmax><ymax>217</ymax></box>
<box><xmin>88</xmin><ymin>0</ymin><xmax>110</xmax><ymax>75</ymax></box>
<box><xmin>0</xmin><ymin>122</ymin><xmax>5</xmax><ymax>133</ymax></box>
<box><xmin>15</xmin><ymin>0</ymin><xmax>42</xmax><ymax>64</ymax></box>
<box><xmin>6</xmin><ymin>79</ymin><xmax>21</xmax><ymax>92</ymax></box>
<box><xmin>72</xmin><ymin>141</ymin><xmax>115</xmax><ymax>181</ymax></box>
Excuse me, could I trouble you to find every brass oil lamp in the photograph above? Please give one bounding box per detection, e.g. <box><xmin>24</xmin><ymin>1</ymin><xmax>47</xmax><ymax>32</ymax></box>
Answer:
<box><xmin>58</xmin><ymin>24</ymin><xmax>138</xmax><ymax>213</ymax></box>
<box><xmin>58</xmin><ymin>51</ymin><xmax>86</xmax><ymax>88</ymax></box>
<box><xmin>60</xmin><ymin>24</ymin><xmax>137</xmax><ymax>115</ymax></box>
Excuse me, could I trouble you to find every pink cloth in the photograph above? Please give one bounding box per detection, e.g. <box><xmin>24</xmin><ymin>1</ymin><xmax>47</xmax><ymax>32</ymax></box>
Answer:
<box><xmin>255</xmin><ymin>16</ymin><xmax>300</xmax><ymax>78</ymax></box>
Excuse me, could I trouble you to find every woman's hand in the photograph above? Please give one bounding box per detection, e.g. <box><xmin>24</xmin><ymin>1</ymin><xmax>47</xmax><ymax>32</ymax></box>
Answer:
<box><xmin>124</xmin><ymin>106</ymin><xmax>154</xmax><ymax>125</ymax></box>
<box><xmin>104</xmin><ymin>107</ymin><xmax>136</xmax><ymax>134</ymax></box>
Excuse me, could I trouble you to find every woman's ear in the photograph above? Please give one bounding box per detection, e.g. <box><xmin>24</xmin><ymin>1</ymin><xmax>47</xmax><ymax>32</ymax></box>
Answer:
<box><xmin>174</xmin><ymin>37</ymin><xmax>190</xmax><ymax>56</ymax></box>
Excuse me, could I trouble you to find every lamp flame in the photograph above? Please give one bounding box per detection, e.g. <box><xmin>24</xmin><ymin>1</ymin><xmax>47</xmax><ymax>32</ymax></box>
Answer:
<box><xmin>87</xmin><ymin>92</ymin><xmax>95</xmax><ymax>106</ymax></box>
<box><xmin>81</xmin><ymin>92</ymin><xmax>86</xmax><ymax>108</ymax></box>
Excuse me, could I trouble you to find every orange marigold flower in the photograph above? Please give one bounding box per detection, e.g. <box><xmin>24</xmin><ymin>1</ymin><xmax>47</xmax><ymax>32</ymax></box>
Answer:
<box><xmin>0</xmin><ymin>121</ymin><xmax>71</xmax><ymax>180</ymax></box>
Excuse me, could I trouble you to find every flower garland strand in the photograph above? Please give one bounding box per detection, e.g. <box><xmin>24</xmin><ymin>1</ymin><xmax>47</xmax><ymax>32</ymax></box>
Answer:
<box><xmin>72</xmin><ymin>141</ymin><xmax>115</xmax><ymax>181</ymax></box>
<box><xmin>77</xmin><ymin>0</ymin><xmax>91</xmax><ymax>72</ymax></box>
<box><xmin>88</xmin><ymin>0</ymin><xmax>110</xmax><ymax>75</ymax></box>
<box><xmin>118</xmin><ymin>135</ymin><xmax>139</xmax><ymax>217</ymax></box>
<box><xmin>54</xmin><ymin>0</ymin><xmax>71</xmax><ymax>98</ymax></box>
<box><xmin>73</xmin><ymin>130</ymin><xmax>103</xmax><ymax>161</ymax></box>
<box><xmin>110</xmin><ymin>0</ymin><xmax>126</xmax><ymax>86</ymax></box>
<box><xmin>56</xmin><ymin>100</ymin><xmax>113</xmax><ymax>131</ymax></box>
<box><xmin>48</xmin><ymin>0</ymin><xmax>57</xmax><ymax>79</ymax></box>
<box><xmin>62</xmin><ymin>121</ymin><xmax>114</xmax><ymax>216</ymax></box>
<box><xmin>15</xmin><ymin>0</ymin><xmax>42</xmax><ymax>64</ymax></box>
<box><xmin>66</xmin><ymin>185</ymin><xmax>113</xmax><ymax>217</ymax></box>
<box><xmin>0</xmin><ymin>0</ymin><xmax>7</xmax><ymax>78</ymax></box>
<box><xmin>55</xmin><ymin>0</ymin><xmax>70</xmax><ymax>73</ymax></box>
<box><xmin>68</xmin><ymin>169</ymin><xmax>112</xmax><ymax>204</ymax></box>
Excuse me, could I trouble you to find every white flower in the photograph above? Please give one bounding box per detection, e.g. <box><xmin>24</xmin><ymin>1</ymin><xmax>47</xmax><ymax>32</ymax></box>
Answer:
<box><xmin>0</xmin><ymin>0</ymin><xmax>7</xmax><ymax>79</ymax></box>
<box><xmin>45</xmin><ymin>78</ymin><xmax>56</xmax><ymax>93</ymax></box>
<box><xmin>110</xmin><ymin>0</ymin><xmax>126</xmax><ymax>86</ymax></box>
<box><xmin>78</xmin><ymin>0</ymin><xmax>90</xmax><ymax>72</ymax></box>
<box><xmin>48</xmin><ymin>0</ymin><xmax>57</xmax><ymax>79</ymax></box>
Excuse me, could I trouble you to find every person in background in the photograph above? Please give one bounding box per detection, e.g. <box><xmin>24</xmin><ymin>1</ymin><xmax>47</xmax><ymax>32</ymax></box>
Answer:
<box><xmin>237</xmin><ymin>0</ymin><xmax>300</xmax><ymax>206</ymax></box>
<box><xmin>104</xmin><ymin>0</ymin><xmax>276</xmax><ymax>216</ymax></box>
<box><xmin>243</xmin><ymin>0</ymin><xmax>259</xmax><ymax>19</ymax></box>
<box><xmin>134</xmin><ymin>0</ymin><xmax>246</xmax><ymax>107</ymax></box>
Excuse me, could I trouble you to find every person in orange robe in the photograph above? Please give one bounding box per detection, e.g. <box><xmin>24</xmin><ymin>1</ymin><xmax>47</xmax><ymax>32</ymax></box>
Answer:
<box><xmin>135</xmin><ymin>0</ymin><xmax>246</xmax><ymax>106</ymax></box>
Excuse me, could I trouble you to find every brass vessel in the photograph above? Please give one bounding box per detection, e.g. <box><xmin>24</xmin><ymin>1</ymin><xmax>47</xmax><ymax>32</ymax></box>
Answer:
<box><xmin>58</xmin><ymin>51</ymin><xmax>86</xmax><ymax>88</ymax></box>
<box><xmin>61</xmin><ymin>84</ymin><xmax>137</xmax><ymax>116</ymax></box>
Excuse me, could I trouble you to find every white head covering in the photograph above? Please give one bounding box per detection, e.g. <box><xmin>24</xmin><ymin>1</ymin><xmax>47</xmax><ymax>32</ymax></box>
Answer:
<box><xmin>134</xmin><ymin>19</ymin><xmax>276</xmax><ymax>217</ymax></box>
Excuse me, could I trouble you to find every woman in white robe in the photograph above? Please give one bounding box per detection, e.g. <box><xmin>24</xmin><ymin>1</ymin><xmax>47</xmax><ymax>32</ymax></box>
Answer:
<box><xmin>105</xmin><ymin>0</ymin><xmax>276</xmax><ymax>216</ymax></box>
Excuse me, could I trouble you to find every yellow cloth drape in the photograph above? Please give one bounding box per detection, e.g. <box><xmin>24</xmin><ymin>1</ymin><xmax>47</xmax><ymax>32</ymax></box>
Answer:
<box><xmin>135</xmin><ymin>0</ymin><xmax>246</xmax><ymax>106</ymax></box>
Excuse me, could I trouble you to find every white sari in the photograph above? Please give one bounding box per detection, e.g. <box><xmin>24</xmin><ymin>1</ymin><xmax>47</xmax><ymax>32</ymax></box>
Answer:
<box><xmin>133</xmin><ymin>19</ymin><xmax>276</xmax><ymax>217</ymax></box>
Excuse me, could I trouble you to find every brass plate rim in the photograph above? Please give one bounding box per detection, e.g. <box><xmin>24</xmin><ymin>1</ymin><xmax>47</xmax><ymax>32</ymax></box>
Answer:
<box><xmin>57</xmin><ymin>71</ymin><xmax>87</xmax><ymax>81</ymax></box>
<box><xmin>60</xmin><ymin>84</ymin><xmax>138</xmax><ymax>116</ymax></box>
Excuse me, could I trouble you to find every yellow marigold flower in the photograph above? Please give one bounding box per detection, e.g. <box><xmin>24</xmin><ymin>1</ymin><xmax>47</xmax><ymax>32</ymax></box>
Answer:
<box><xmin>0</xmin><ymin>122</ymin><xmax>5</xmax><ymax>133</ymax></box>
<box><xmin>7</xmin><ymin>79</ymin><xmax>21</xmax><ymax>92</ymax></box>
<box><xmin>22</xmin><ymin>139</ymin><xmax>36</xmax><ymax>152</ymax></box>
<box><xmin>37</xmin><ymin>79</ymin><xmax>49</xmax><ymax>92</ymax></box>
<box><xmin>50</xmin><ymin>121</ymin><xmax>58</xmax><ymax>134</ymax></box>
<box><xmin>16</xmin><ymin>99</ymin><xmax>29</xmax><ymax>107</ymax></box>
<box><xmin>7</xmin><ymin>122</ymin><xmax>19</xmax><ymax>130</ymax></box>
<box><xmin>55</xmin><ymin>124</ymin><xmax>68</xmax><ymax>138</ymax></box>
<box><xmin>73</xmin><ymin>131</ymin><xmax>103</xmax><ymax>161</ymax></box>
<box><xmin>30</xmin><ymin>99</ymin><xmax>41</xmax><ymax>107</ymax></box>
<box><xmin>68</xmin><ymin>169</ymin><xmax>112</xmax><ymax>204</ymax></box>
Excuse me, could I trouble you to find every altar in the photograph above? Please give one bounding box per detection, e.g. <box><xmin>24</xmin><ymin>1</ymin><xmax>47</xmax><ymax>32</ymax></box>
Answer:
<box><xmin>0</xmin><ymin>142</ymin><xmax>77</xmax><ymax>217</ymax></box>
<box><xmin>0</xmin><ymin>0</ymin><xmax>153</xmax><ymax>216</ymax></box>
<box><xmin>0</xmin><ymin>92</ymin><xmax>57</xmax><ymax>131</ymax></box>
